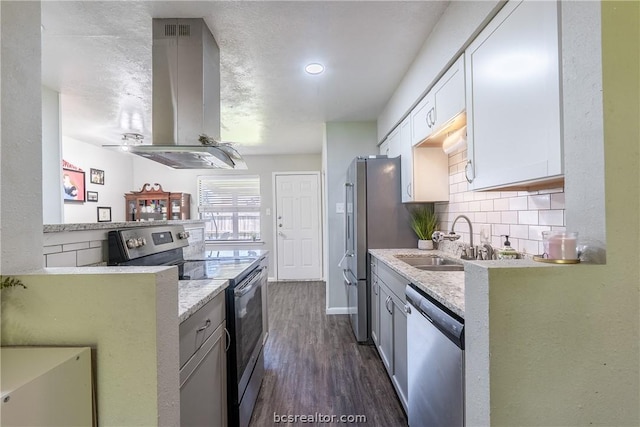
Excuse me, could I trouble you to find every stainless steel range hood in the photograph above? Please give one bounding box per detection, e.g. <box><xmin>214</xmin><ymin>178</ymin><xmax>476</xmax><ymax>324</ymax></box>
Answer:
<box><xmin>106</xmin><ymin>18</ymin><xmax>246</xmax><ymax>169</ymax></box>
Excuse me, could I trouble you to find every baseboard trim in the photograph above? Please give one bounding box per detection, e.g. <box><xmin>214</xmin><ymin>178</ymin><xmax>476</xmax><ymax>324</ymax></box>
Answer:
<box><xmin>326</xmin><ymin>307</ymin><xmax>349</xmax><ymax>315</ymax></box>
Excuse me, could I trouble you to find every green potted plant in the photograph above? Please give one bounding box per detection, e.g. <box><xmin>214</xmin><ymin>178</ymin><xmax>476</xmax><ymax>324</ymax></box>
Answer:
<box><xmin>409</xmin><ymin>205</ymin><xmax>439</xmax><ymax>250</ymax></box>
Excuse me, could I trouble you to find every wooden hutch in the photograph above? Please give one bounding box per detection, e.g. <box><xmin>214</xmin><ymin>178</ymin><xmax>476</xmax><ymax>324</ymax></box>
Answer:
<box><xmin>125</xmin><ymin>183</ymin><xmax>191</xmax><ymax>221</ymax></box>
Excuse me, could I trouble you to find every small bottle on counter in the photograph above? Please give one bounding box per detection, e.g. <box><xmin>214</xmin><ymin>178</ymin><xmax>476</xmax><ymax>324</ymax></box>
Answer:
<box><xmin>497</xmin><ymin>235</ymin><xmax>518</xmax><ymax>260</ymax></box>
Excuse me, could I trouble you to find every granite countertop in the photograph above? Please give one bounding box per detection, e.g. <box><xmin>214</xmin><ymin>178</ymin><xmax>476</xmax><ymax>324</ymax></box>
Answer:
<box><xmin>178</xmin><ymin>279</ymin><xmax>228</xmax><ymax>323</ymax></box>
<box><xmin>369</xmin><ymin>248</ymin><xmax>466</xmax><ymax>318</ymax></box>
<box><xmin>44</xmin><ymin>220</ymin><xmax>205</xmax><ymax>233</ymax></box>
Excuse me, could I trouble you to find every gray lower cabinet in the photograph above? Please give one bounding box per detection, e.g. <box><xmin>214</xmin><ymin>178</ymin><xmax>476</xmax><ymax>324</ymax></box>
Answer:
<box><xmin>370</xmin><ymin>258</ymin><xmax>380</xmax><ymax>346</ymax></box>
<box><xmin>370</xmin><ymin>255</ymin><xmax>409</xmax><ymax>413</ymax></box>
<box><xmin>180</xmin><ymin>293</ymin><xmax>227</xmax><ymax>426</ymax></box>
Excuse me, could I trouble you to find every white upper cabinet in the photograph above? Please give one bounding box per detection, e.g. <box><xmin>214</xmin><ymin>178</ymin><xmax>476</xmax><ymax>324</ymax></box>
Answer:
<box><xmin>387</xmin><ymin>126</ymin><xmax>402</xmax><ymax>158</ymax></box>
<box><xmin>399</xmin><ymin>117</ymin><xmax>414</xmax><ymax>202</ymax></box>
<box><xmin>412</xmin><ymin>55</ymin><xmax>465</xmax><ymax>146</ymax></box>
<box><xmin>410</xmin><ymin>92</ymin><xmax>435</xmax><ymax>146</ymax></box>
<box><xmin>431</xmin><ymin>55</ymin><xmax>466</xmax><ymax>135</ymax></box>
<box><xmin>465</xmin><ymin>0</ymin><xmax>563</xmax><ymax>190</ymax></box>
<box><xmin>400</xmin><ymin>115</ymin><xmax>449</xmax><ymax>203</ymax></box>
<box><xmin>379</xmin><ymin>138</ymin><xmax>390</xmax><ymax>156</ymax></box>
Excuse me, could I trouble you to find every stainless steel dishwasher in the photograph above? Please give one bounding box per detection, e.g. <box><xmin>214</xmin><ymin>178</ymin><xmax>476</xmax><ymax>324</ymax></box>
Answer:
<box><xmin>405</xmin><ymin>284</ymin><xmax>465</xmax><ymax>427</ymax></box>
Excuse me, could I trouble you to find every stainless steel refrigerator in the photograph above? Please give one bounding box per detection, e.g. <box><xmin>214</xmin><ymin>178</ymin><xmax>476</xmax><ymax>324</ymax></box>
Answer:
<box><xmin>342</xmin><ymin>156</ymin><xmax>416</xmax><ymax>343</ymax></box>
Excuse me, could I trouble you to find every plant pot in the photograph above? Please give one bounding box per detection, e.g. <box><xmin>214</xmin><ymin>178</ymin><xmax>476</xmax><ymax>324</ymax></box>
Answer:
<box><xmin>418</xmin><ymin>239</ymin><xmax>433</xmax><ymax>250</ymax></box>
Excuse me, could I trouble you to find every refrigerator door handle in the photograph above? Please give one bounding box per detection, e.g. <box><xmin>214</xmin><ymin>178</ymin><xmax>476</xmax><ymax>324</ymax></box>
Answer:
<box><xmin>342</xmin><ymin>269</ymin><xmax>351</xmax><ymax>285</ymax></box>
<box><xmin>338</xmin><ymin>251</ymin><xmax>354</xmax><ymax>268</ymax></box>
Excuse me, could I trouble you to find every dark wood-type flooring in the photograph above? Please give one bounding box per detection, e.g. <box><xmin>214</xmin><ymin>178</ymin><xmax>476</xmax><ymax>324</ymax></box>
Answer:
<box><xmin>249</xmin><ymin>281</ymin><xmax>407</xmax><ymax>427</ymax></box>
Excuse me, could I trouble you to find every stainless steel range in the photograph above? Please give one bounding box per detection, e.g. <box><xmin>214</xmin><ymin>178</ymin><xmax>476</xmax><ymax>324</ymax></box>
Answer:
<box><xmin>108</xmin><ymin>224</ymin><xmax>267</xmax><ymax>427</ymax></box>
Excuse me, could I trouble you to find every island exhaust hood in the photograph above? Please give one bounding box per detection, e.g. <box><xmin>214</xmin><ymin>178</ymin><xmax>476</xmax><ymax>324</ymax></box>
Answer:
<box><xmin>106</xmin><ymin>18</ymin><xmax>246</xmax><ymax>169</ymax></box>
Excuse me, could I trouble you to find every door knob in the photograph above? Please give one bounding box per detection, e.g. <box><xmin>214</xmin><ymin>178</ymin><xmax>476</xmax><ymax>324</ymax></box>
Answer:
<box><xmin>279</xmin><ymin>224</ymin><xmax>282</xmax><ymax>227</ymax></box>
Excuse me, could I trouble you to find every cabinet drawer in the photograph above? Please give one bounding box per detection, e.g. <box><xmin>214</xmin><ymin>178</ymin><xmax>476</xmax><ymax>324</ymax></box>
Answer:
<box><xmin>179</xmin><ymin>292</ymin><xmax>225</xmax><ymax>368</ymax></box>
<box><xmin>377</xmin><ymin>261</ymin><xmax>408</xmax><ymax>303</ymax></box>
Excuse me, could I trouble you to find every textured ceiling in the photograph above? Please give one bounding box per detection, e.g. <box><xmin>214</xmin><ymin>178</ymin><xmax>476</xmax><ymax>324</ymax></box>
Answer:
<box><xmin>41</xmin><ymin>1</ymin><xmax>449</xmax><ymax>155</ymax></box>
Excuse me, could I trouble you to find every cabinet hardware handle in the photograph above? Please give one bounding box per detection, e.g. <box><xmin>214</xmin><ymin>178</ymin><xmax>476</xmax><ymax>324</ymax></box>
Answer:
<box><xmin>404</xmin><ymin>304</ymin><xmax>412</xmax><ymax>315</ymax></box>
<box><xmin>196</xmin><ymin>319</ymin><xmax>211</xmax><ymax>333</ymax></box>
<box><xmin>373</xmin><ymin>283</ymin><xmax>378</xmax><ymax>295</ymax></box>
<box><xmin>224</xmin><ymin>327</ymin><xmax>231</xmax><ymax>352</ymax></box>
<box><xmin>407</xmin><ymin>183</ymin><xmax>412</xmax><ymax>197</ymax></box>
<box><xmin>464</xmin><ymin>160</ymin><xmax>474</xmax><ymax>183</ymax></box>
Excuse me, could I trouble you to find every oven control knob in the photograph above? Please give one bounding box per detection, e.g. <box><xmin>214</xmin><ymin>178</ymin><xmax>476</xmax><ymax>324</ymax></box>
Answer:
<box><xmin>178</xmin><ymin>231</ymin><xmax>190</xmax><ymax>239</ymax></box>
<box><xmin>126</xmin><ymin>238</ymin><xmax>137</xmax><ymax>249</ymax></box>
<box><xmin>137</xmin><ymin>237</ymin><xmax>146</xmax><ymax>247</ymax></box>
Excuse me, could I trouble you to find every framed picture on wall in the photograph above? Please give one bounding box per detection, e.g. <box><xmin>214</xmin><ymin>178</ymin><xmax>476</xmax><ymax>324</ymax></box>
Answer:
<box><xmin>97</xmin><ymin>206</ymin><xmax>111</xmax><ymax>222</ymax></box>
<box><xmin>87</xmin><ymin>191</ymin><xmax>98</xmax><ymax>202</ymax></box>
<box><xmin>62</xmin><ymin>168</ymin><xmax>86</xmax><ymax>202</ymax></box>
<box><xmin>90</xmin><ymin>168</ymin><xmax>105</xmax><ymax>185</ymax></box>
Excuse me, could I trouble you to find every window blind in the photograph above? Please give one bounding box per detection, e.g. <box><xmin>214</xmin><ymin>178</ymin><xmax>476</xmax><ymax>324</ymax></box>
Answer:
<box><xmin>197</xmin><ymin>175</ymin><xmax>260</xmax><ymax>213</ymax></box>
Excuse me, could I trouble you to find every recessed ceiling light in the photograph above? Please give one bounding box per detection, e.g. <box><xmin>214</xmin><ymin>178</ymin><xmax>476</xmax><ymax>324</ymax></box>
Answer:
<box><xmin>305</xmin><ymin>63</ymin><xmax>325</xmax><ymax>75</ymax></box>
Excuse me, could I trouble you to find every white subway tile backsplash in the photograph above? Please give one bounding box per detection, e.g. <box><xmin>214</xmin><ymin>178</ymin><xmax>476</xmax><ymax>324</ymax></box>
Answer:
<box><xmin>62</xmin><ymin>242</ymin><xmax>90</xmax><ymax>252</ymax></box>
<box><xmin>437</xmin><ymin>150</ymin><xmax>565</xmax><ymax>251</ymax></box>
<box><xmin>43</xmin><ymin>245</ymin><xmax>62</xmax><ymax>255</ymax></box>
<box><xmin>510</xmin><ymin>224</ymin><xmax>529</xmax><ymax>239</ymax></box>
<box><xmin>539</xmin><ymin>210</ymin><xmax>565</xmax><ymax>226</ymax></box>
<box><xmin>77</xmin><ymin>247</ymin><xmax>104</xmax><ymax>266</ymax></box>
<box><xmin>468</xmin><ymin>201</ymin><xmax>481</xmax><ymax>211</ymax></box>
<box><xmin>46</xmin><ymin>251</ymin><xmax>77</xmax><ymax>267</ymax></box>
<box><xmin>493</xmin><ymin>224</ymin><xmax>510</xmax><ymax>236</ymax></box>
<box><xmin>500</xmin><ymin>191</ymin><xmax>519</xmax><ymax>198</ymax></box>
<box><xmin>509</xmin><ymin>196</ymin><xmax>528</xmax><ymax>211</ymax></box>
<box><xmin>493</xmin><ymin>198</ymin><xmax>509</xmax><ymax>211</ymax></box>
<box><xmin>501</xmin><ymin>211</ymin><xmax>518</xmax><ymax>224</ymax></box>
<box><xmin>518</xmin><ymin>210</ymin><xmax>539</xmax><ymax>225</ymax></box>
<box><xmin>90</xmin><ymin>240</ymin><xmax>104</xmax><ymax>248</ymax></box>
<box><xmin>528</xmin><ymin>194</ymin><xmax>551</xmax><ymax>210</ymax></box>
<box><xmin>522</xmin><ymin>239</ymin><xmax>541</xmax><ymax>255</ymax></box>
<box><xmin>486</xmin><ymin>211</ymin><xmax>501</xmax><ymax>224</ymax></box>
<box><xmin>480</xmin><ymin>200</ymin><xmax>494</xmax><ymax>211</ymax></box>
<box><xmin>529</xmin><ymin>225</ymin><xmax>552</xmax><ymax>240</ymax></box>
<box><xmin>475</xmin><ymin>212</ymin><xmax>488</xmax><ymax>223</ymax></box>
<box><xmin>551</xmin><ymin>193</ymin><xmax>565</xmax><ymax>209</ymax></box>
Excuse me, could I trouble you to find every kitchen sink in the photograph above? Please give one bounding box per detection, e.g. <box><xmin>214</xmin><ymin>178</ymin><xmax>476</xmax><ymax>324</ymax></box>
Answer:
<box><xmin>395</xmin><ymin>255</ymin><xmax>464</xmax><ymax>272</ymax></box>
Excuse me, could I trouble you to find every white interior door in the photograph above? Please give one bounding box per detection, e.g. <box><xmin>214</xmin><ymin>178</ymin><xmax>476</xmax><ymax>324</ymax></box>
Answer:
<box><xmin>275</xmin><ymin>173</ymin><xmax>322</xmax><ymax>280</ymax></box>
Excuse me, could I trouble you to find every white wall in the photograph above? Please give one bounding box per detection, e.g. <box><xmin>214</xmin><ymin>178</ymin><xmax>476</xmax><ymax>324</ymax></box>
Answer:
<box><xmin>42</xmin><ymin>86</ymin><xmax>63</xmax><ymax>223</ymax></box>
<box><xmin>1</xmin><ymin>1</ymin><xmax>43</xmax><ymax>273</ymax></box>
<box><xmin>324</xmin><ymin>122</ymin><xmax>377</xmax><ymax>312</ymax></box>
<box><xmin>132</xmin><ymin>153</ymin><xmax>322</xmax><ymax>277</ymax></box>
<box><xmin>61</xmin><ymin>138</ymin><xmax>134</xmax><ymax>223</ymax></box>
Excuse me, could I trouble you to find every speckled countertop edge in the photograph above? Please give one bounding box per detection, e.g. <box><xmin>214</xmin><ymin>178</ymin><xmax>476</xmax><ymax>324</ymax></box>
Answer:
<box><xmin>44</xmin><ymin>220</ymin><xmax>205</xmax><ymax>233</ymax></box>
<box><xmin>369</xmin><ymin>249</ymin><xmax>466</xmax><ymax>318</ymax></box>
<box><xmin>178</xmin><ymin>279</ymin><xmax>228</xmax><ymax>323</ymax></box>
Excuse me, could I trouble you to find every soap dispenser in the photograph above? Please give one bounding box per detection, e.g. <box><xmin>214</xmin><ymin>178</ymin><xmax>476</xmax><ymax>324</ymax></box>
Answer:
<box><xmin>497</xmin><ymin>235</ymin><xmax>518</xmax><ymax>260</ymax></box>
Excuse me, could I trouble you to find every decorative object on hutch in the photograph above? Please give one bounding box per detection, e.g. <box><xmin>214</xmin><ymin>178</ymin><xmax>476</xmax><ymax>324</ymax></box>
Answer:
<box><xmin>124</xmin><ymin>183</ymin><xmax>191</xmax><ymax>221</ymax></box>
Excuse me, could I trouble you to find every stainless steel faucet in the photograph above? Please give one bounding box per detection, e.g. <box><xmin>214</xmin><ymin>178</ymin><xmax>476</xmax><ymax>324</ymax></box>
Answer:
<box><xmin>451</xmin><ymin>215</ymin><xmax>474</xmax><ymax>259</ymax></box>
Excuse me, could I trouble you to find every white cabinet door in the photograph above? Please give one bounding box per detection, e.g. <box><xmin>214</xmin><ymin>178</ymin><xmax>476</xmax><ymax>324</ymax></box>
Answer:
<box><xmin>401</xmin><ymin>114</ymin><xmax>449</xmax><ymax>203</ymax></box>
<box><xmin>411</xmin><ymin>92</ymin><xmax>435</xmax><ymax>146</ymax></box>
<box><xmin>465</xmin><ymin>0</ymin><xmax>563</xmax><ymax>190</ymax></box>
<box><xmin>379</xmin><ymin>139</ymin><xmax>390</xmax><ymax>156</ymax></box>
<box><xmin>432</xmin><ymin>55</ymin><xmax>465</xmax><ymax>131</ymax></box>
<box><xmin>387</xmin><ymin>126</ymin><xmax>402</xmax><ymax>158</ymax></box>
<box><xmin>399</xmin><ymin>117</ymin><xmax>414</xmax><ymax>202</ymax></box>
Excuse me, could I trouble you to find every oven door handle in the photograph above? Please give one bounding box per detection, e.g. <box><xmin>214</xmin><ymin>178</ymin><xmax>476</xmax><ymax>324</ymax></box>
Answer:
<box><xmin>234</xmin><ymin>268</ymin><xmax>263</xmax><ymax>297</ymax></box>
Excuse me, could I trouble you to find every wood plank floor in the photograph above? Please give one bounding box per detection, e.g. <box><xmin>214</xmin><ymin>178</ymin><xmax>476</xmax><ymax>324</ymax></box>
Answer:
<box><xmin>249</xmin><ymin>281</ymin><xmax>407</xmax><ymax>426</ymax></box>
